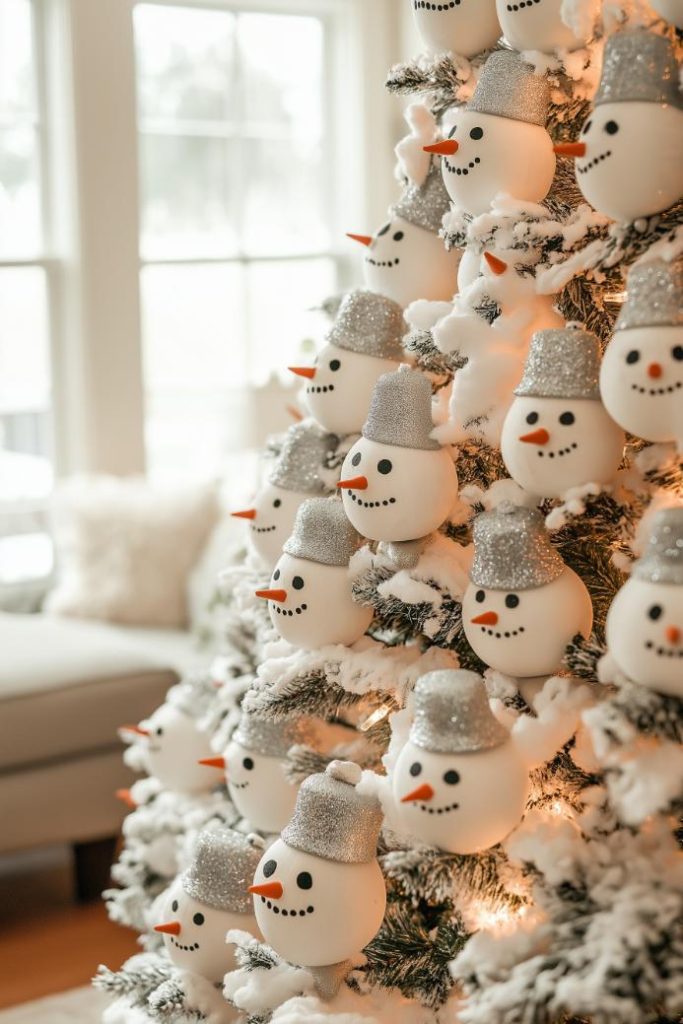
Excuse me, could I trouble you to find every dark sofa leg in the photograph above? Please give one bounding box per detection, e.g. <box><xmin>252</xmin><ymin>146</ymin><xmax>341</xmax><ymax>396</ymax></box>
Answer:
<box><xmin>73</xmin><ymin>835</ymin><xmax>117</xmax><ymax>903</ymax></box>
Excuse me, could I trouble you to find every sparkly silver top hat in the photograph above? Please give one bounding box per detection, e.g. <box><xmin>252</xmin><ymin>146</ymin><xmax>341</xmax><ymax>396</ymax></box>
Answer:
<box><xmin>182</xmin><ymin>828</ymin><xmax>265</xmax><ymax>914</ymax></box>
<box><xmin>326</xmin><ymin>290</ymin><xmax>407</xmax><ymax>362</ymax></box>
<box><xmin>283</xmin><ymin>496</ymin><xmax>365</xmax><ymax>566</ymax></box>
<box><xmin>281</xmin><ymin>760</ymin><xmax>383</xmax><ymax>864</ymax></box>
<box><xmin>268</xmin><ymin>421</ymin><xmax>335</xmax><ymax>494</ymax></box>
<box><xmin>411</xmin><ymin>669</ymin><xmax>510</xmax><ymax>754</ymax></box>
<box><xmin>594</xmin><ymin>29</ymin><xmax>683</xmax><ymax>109</ymax></box>
<box><xmin>616</xmin><ymin>260</ymin><xmax>683</xmax><ymax>332</ymax></box>
<box><xmin>633</xmin><ymin>507</ymin><xmax>683</xmax><ymax>586</ymax></box>
<box><xmin>232</xmin><ymin>706</ymin><xmax>314</xmax><ymax>758</ymax></box>
<box><xmin>515</xmin><ymin>327</ymin><xmax>601</xmax><ymax>400</ymax></box>
<box><xmin>363</xmin><ymin>366</ymin><xmax>440</xmax><ymax>451</ymax></box>
<box><xmin>470</xmin><ymin>502</ymin><xmax>565</xmax><ymax>590</ymax></box>
<box><xmin>392</xmin><ymin>159</ymin><xmax>452</xmax><ymax>235</ymax></box>
<box><xmin>467</xmin><ymin>51</ymin><xmax>551</xmax><ymax>128</ymax></box>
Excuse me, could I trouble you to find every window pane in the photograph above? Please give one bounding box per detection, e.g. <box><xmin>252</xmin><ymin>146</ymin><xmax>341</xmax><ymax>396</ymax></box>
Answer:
<box><xmin>0</xmin><ymin>122</ymin><xmax>41</xmax><ymax>256</ymax></box>
<box><xmin>0</xmin><ymin>0</ymin><xmax>35</xmax><ymax>116</ymax></box>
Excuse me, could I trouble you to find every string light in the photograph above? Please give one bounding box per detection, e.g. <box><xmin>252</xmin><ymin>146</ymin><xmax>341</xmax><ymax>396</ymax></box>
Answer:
<box><xmin>360</xmin><ymin>702</ymin><xmax>395</xmax><ymax>731</ymax></box>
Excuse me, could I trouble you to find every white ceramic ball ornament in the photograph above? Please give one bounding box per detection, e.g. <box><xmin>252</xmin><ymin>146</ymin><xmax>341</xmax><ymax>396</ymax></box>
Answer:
<box><xmin>412</xmin><ymin>0</ymin><xmax>502</xmax><ymax>59</ymax></box>
<box><xmin>393</xmin><ymin>671</ymin><xmax>529</xmax><ymax>854</ymax></box>
<box><xmin>462</xmin><ymin>504</ymin><xmax>593</xmax><ymax>678</ymax></box>
<box><xmin>605</xmin><ymin>508</ymin><xmax>683</xmax><ymax>699</ymax></box>
<box><xmin>496</xmin><ymin>0</ymin><xmax>598</xmax><ymax>54</ymax></box>
<box><xmin>650</xmin><ymin>0</ymin><xmax>683</xmax><ymax>28</ymax></box>
<box><xmin>140</xmin><ymin>702</ymin><xmax>216</xmax><ymax>796</ymax></box>
<box><xmin>234</xmin><ymin>482</ymin><xmax>312</xmax><ymax>569</ymax></box>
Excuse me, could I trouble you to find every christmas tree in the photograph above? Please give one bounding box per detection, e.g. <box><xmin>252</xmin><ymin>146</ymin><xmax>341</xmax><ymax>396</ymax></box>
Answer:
<box><xmin>96</xmin><ymin>3</ymin><xmax>683</xmax><ymax>1022</ymax></box>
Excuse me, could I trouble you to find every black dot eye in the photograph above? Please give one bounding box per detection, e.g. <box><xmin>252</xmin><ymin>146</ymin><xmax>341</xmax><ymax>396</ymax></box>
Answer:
<box><xmin>273</xmin><ymin>569</ymin><xmax>280</xmax><ymax>580</ymax></box>
<box><xmin>377</xmin><ymin>459</ymin><xmax>393</xmax><ymax>475</ymax></box>
<box><xmin>193</xmin><ymin>913</ymin><xmax>205</xmax><ymax>926</ymax></box>
<box><xmin>263</xmin><ymin>859</ymin><xmax>277</xmax><ymax>878</ymax></box>
<box><xmin>604</xmin><ymin>120</ymin><xmax>619</xmax><ymax>135</ymax></box>
<box><xmin>443</xmin><ymin>769</ymin><xmax>460</xmax><ymax>785</ymax></box>
<box><xmin>172</xmin><ymin>899</ymin><xmax>178</xmax><ymax>912</ymax></box>
<box><xmin>582</xmin><ymin>119</ymin><xmax>592</xmax><ymax>134</ymax></box>
<box><xmin>626</xmin><ymin>350</ymin><xmax>640</xmax><ymax>365</ymax></box>
<box><xmin>377</xmin><ymin>222</ymin><xmax>390</xmax><ymax>237</ymax></box>
<box><xmin>329</xmin><ymin>359</ymin><xmax>341</xmax><ymax>371</ymax></box>
<box><xmin>292</xmin><ymin>576</ymin><xmax>304</xmax><ymax>590</ymax></box>
<box><xmin>505</xmin><ymin>594</ymin><xmax>519</xmax><ymax>609</ymax></box>
<box><xmin>243</xmin><ymin>757</ymin><xmax>254</xmax><ymax>770</ymax></box>
<box><xmin>475</xmin><ymin>589</ymin><xmax>486</xmax><ymax>603</ymax></box>
<box><xmin>559</xmin><ymin>411</ymin><xmax>575</xmax><ymax>426</ymax></box>
<box><xmin>156</xmin><ymin>727</ymin><xmax>163</xmax><ymax>736</ymax></box>
<box><xmin>393</xmin><ymin>231</ymin><xmax>404</xmax><ymax>242</ymax></box>
<box><xmin>351</xmin><ymin>452</ymin><xmax>361</xmax><ymax>467</ymax></box>
<box><xmin>526</xmin><ymin>411</ymin><xmax>539</xmax><ymax>425</ymax></box>
<box><xmin>448</xmin><ymin>125</ymin><xmax>457</xmax><ymax>138</ymax></box>
<box><xmin>296</xmin><ymin>871</ymin><xmax>313</xmax><ymax>890</ymax></box>
<box><xmin>273</xmin><ymin>498</ymin><xmax>282</xmax><ymax>508</ymax></box>
<box><xmin>469</xmin><ymin>126</ymin><xmax>483</xmax><ymax>141</ymax></box>
<box><xmin>409</xmin><ymin>761</ymin><xmax>422</xmax><ymax>777</ymax></box>
<box><xmin>648</xmin><ymin>604</ymin><xmax>663</xmax><ymax>621</ymax></box>
<box><xmin>672</xmin><ymin>346</ymin><xmax>683</xmax><ymax>361</ymax></box>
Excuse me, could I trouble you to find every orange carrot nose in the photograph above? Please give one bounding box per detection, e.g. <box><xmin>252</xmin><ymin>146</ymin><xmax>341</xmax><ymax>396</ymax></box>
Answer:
<box><xmin>554</xmin><ymin>141</ymin><xmax>586</xmax><ymax>157</ymax></box>
<box><xmin>336</xmin><ymin>476</ymin><xmax>368</xmax><ymax>491</ymax></box>
<box><xmin>519</xmin><ymin>428</ymin><xmax>550</xmax><ymax>445</ymax></box>
<box><xmin>424</xmin><ymin>139</ymin><xmax>458</xmax><ymax>155</ymax></box>
<box><xmin>289</xmin><ymin>366</ymin><xmax>316</xmax><ymax>380</ymax></box>
<box><xmin>199</xmin><ymin>756</ymin><xmax>226</xmax><ymax>769</ymax></box>
<box><xmin>255</xmin><ymin>588</ymin><xmax>288</xmax><ymax>603</ymax></box>
<box><xmin>665</xmin><ymin>625</ymin><xmax>681</xmax><ymax>645</ymax></box>
<box><xmin>232</xmin><ymin>508</ymin><xmax>257</xmax><ymax>520</ymax></box>
<box><xmin>155</xmin><ymin>921</ymin><xmax>181</xmax><ymax>936</ymax></box>
<box><xmin>249</xmin><ymin>881</ymin><xmax>283</xmax><ymax>900</ymax></box>
<box><xmin>346</xmin><ymin>233</ymin><xmax>373</xmax><ymax>247</ymax></box>
<box><xmin>648</xmin><ymin>363</ymin><xmax>663</xmax><ymax>379</ymax></box>
<box><xmin>484</xmin><ymin>251</ymin><xmax>508</xmax><ymax>276</ymax></box>
<box><xmin>401</xmin><ymin>783</ymin><xmax>435</xmax><ymax>803</ymax></box>
<box><xmin>471</xmin><ymin>611</ymin><xmax>498</xmax><ymax>626</ymax></box>
<box><xmin>121</xmin><ymin>724</ymin><xmax>149</xmax><ymax>737</ymax></box>
<box><xmin>115</xmin><ymin>788</ymin><xmax>137</xmax><ymax>810</ymax></box>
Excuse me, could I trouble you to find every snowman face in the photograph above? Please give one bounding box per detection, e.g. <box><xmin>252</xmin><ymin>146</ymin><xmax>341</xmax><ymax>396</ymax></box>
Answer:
<box><xmin>251</xmin><ymin>838</ymin><xmax>386</xmax><ymax>967</ymax></box>
<box><xmin>606</xmin><ymin>577</ymin><xmax>683</xmax><ymax>698</ymax></box>
<box><xmin>650</xmin><ymin>0</ymin><xmax>683</xmax><ymax>28</ymax></box>
<box><xmin>496</xmin><ymin>0</ymin><xmax>595</xmax><ymax>53</ymax></box>
<box><xmin>363</xmin><ymin>216</ymin><xmax>459</xmax><ymax>308</ymax></box>
<box><xmin>439</xmin><ymin>111</ymin><xmax>555</xmax><ymax>216</ymax></box>
<box><xmin>265</xmin><ymin>552</ymin><xmax>372</xmax><ymax>649</ymax></box>
<box><xmin>143</xmin><ymin>705</ymin><xmax>215</xmax><ymax>795</ymax></box>
<box><xmin>340</xmin><ymin>437</ymin><xmax>458</xmax><ymax>542</ymax></box>
<box><xmin>575</xmin><ymin>103</ymin><xmax>683</xmax><ymax>222</ymax></box>
<box><xmin>412</xmin><ymin>0</ymin><xmax>501</xmax><ymax>59</ymax></box>
<box><xmin>462</xmin><ymin>567</ymin><xmax>593</xmax><ymax>677</ymax></box>
<box><xmin>302</xmin><ymin>343</ymin><xmax>400</xmax><ymax>436</ymax></box>
<box><xmin>245</xmin><ymin>482</ymin><xmax>311</xmax><ymax>569</ymax></box>
<box><xmin>500</xmin><ymin>396</ymin><xmax>624</xmax><ymax>498</ymax></box>
<box><xmin>225</xmin><ymin>739</ymin><xmax>298</xmax><ymax>834</ymax></box>
<box><xmin>393</xmin><ymin>739</ymin><xmax>528</xmax><ymax>854</ymax></box>
<box><xmin>600</xmin><ymin>326</ymin><xmax>683</xmax><ymax>443</ymax></box>
<box><xmin>157</xmin><ymin>882</ymin><xmax>251</xmax><ymax>983</ymax></box>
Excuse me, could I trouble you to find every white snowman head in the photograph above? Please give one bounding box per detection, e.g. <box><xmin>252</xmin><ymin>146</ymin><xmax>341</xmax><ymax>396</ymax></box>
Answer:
<box><xmin>496</xmin><ymin>0</ymin><xmax>599</xmax><ymax>54</ymax></box>
<box><xmin>289</xmin><ymin>291</ymin><xmax>406</xmax><ymax>436</ymax></box>
<box><xmin>426</xmin><ymin>52</ymin><xmax>555</xmax><ymax>217</ymax></box>
<box><xmin>412</xmin><ymin>0</ymin><xmax>501</xmax><ymax>59</ymax></box>
<box><xmin>501</xmin><ymin>326</ymin><xmax>625</xmax><ymax>499</ymax></box>
<box><xmin>337</xmin><ymin>367</ymin><xmax>458</xmax><ymax>542</ymax></box>
<box><xmin>650</xmin><ymin>0</ymin><xmax>683</xmax><ymax>29</ymax></box>
<box><xmin>232</xmin><ymin>421</ymin><xmax>337</xmax><ymax>569</ymax></box>
<box><xmin>393</xmin><ymin>670</ymin><xmax>529</xmax><ymax>854</ymax></box>
<box><xmin>155</xmin><ymin>829</ymin><xmax>264</xmax><ymax>984</ymax></box>
<box><xmin>249</xmin><ymin>761</ymin><xmax>386</xmax><ymax>969</ymax></box>
<box><xmin>256</xmin><ymin>497</ymin><xmax>372</xmax><ymax>649</ymax></box>
<box><xmin>139</xmin><ymin>701</ymin><xmax>216</xmax><ymax>795</ymax></box>
<box><xmin>556</xmin><ymin>30</ymin><xmax>683</xmax><ymax>223</ymax></box>
<box><xmin>600</xmin><ymin>260</ymin><xmax>683</xmax><ymax>444</ymax></box>
<box><xmin>462</xmin><ymin>503</ymin><xmax>593</xmax><ymax>678</ymax></box>
<box><xmin>606</xmin><ymin>507</ymin><xmax>683</xmax><ymax>698</ymax></box>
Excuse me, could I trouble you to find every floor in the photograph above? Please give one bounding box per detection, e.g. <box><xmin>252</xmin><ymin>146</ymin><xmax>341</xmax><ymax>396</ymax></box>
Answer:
<box><xmin>0</xmin><ymin>845</ymin><xmax>138</xmax><ymax>1009</ymax></box>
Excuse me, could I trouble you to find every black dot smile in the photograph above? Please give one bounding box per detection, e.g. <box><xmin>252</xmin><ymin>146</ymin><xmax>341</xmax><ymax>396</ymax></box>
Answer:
<box><xmin>415</xmin><ymin>801</ymin><xmax>460</xmax><ymax>815</ymax></box>
<box><xmin>536</xmin><ymin>442</ymin><xmax>579</xmax><ymax>459</ymax></box>
<box><xmin>348</xmin><ymin>492</ymin><xmax>396</xmax><ymax>509</ymax></box>
<box><xmin>444</xmin><ymin>155</ymin><xmax>481</xmax><ymax>177</ymax></box>
<box><xmin>230</xmin><ymin>780</ymin><xmax>249</xmax><ymax>790</ymax></box>
<box><xmin>481</xmin><ymin>626</ymin><xmax>526</xmax><ymax>638</ymax></box>
<box><xmin>170</xmin><ymin>937</ymin><xmax>200</xmax><ymax>952</ymax></box>
<box><xmin>413</xmin><ymin>0</ymin><xmax>463</xmax><ymax>8</ymax></box>
<box><xmin>260</xmin><ymin>896</ymin><xmax>315</xmax><ymax>916</ymax></box>
<box><xmin>306</xmin><ymin>384</ymin><xmax>335</xmax><ymax>394</ymax></box>
<box><xmin>644</xmin><ymin>640</ymin><xmax>683</xmax><ymax>659</ymax></box>
<box><xmin>274</xmin><ymin>603</ymin><xmax>308</xmax><ymax>617</ymax></box>
<box><xmin>577</xmin><ymin>150</ymin><xmax>612</xmax><ymax>175</ymax></box>
<box><xmin>366</xmin><ymin>256</ymin><xmax>400</xmax><ymax>268</ymax></box>
<box><xmin>505</xmin><ymin>0</ymin><xmax>543</xmax><ymax>8</ymax></box>
<box><xmin>251</xmin><ymin>524</ymin><xmax>277</xmax><ymax>534</ymax></box>
<box><xmin>631</xmin><ymin>381</ymin><xmax>682</xmax><ymax>396</ymax></box>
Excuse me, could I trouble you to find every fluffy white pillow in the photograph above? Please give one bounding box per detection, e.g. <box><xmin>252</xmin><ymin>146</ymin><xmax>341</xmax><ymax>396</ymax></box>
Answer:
<box><xmin>45</xmin><ymin>476</ymin><xmax>219</xmax><ymax>629</ymax></box>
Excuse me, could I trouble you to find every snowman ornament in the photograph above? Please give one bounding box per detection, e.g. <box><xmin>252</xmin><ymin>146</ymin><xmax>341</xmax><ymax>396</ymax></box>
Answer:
<box><xmin>249</xmin><ymin>760</ymin><xmax>385</xmax><ymax>999</ymax></box>
<box><xmin>555</xmin><ymin>30</ymin><xmax>683</xmax><ymax>222</ymax></box>
<box><xmin>393</xmin><ymin>670</ymin><xmax>529</xmax><ymax>854</ymax></box>
<box><xmin>337</xmin><ymin>367</ymin><xmax>458</xmax><ymax>544</ymax></box>
<box><xmin>289</xmin><ymin>291</ymin><xmax>406</xmax><ymax>437</ymax></box>
<box><xmin>501</xmin><ymin>326</ymin><xmax>625</xmax><ymax>499</ymax></box>
<box><xmin>600</xmin><ymin>260</ymin><xmax>683</xmax><ymax>447</ymax></box>
<box><xmin>256</xmin><ymin>497</ymin><xmax>372</xmax><ymax>649</ymax></box>
<box><xmin>462</xmin><ymin>503</ymin><xmax>593</xmax><ymax>679</ymax></box>
<box><xmin>200</xmin><ymin>709</ymin><xmax>311</xmax><ymax>834</ymax></box>
<box><xmin>496</xmin><ymin>0</ymin><xmax>599</xmax><ymax>54</ymax></box>
<box><xmin>137</xmin><ymin>699</ymin><xmax>217</xmax><ymax>796</ymax></box>
<box><xmin>411</xmin><ymin>0</ymin><xmax>501</xmax><ymax>59</ymax></box>
<box><xmin>155</xmin><ymin>828</ymin><xmax>263</xmax><ymax>984</ymax></box>
<box><xmin>232</xmin><ymin>421</ymin><xmax>337</xmax><ymax>569</ymax></box>
<box><xmin>606</xmin><ymin>507</ymin><xmax>683</xmax><ymax>699</ymax></box>
<box><xmin>425</xmin><ymin>51</ymin><xmax>555</xmax><ymax>217</ymax></box>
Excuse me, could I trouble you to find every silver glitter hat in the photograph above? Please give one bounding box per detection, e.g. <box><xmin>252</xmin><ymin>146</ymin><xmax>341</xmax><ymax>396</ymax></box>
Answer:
<box><xmin>281</xmin><ymin>760</ymin><xmax>383</xmax><ymax>864</ymax></box>
<box><xmin>466</xmin><ymin>51</ymin><xmax>551</xmax><ymax>127</ymax></box>
<box><xmin>392</xmin><ymin>159</ymin><xmax>452</xmax><ymax>235</ymax></box>
<box><xmin>410</xmin><ymin>669</ymin><xmax>510</xmax><ymax>754</ymax></box>
<box><xmin>182</xmin><ymin>828</ymin><xmax>265</xmax><ymax>914</ymax></box>
<box><xmin>283</xmin><ymin>496</ymin><xmax>365</xmax><ymax>566</ymax></box>
<box><xmin>232</xmin><ymin>707</ymin><xmax>313</xmax><ymax>758</ymax></box>
<box><xmin>363</xmin><ymin>366</ymin><xmax>440</xmax><ymax>451</ymax></box>
<box><xmin>268</xmin><ymin>422</ymin><xmax>335</xmax><ymax>494</ymax></box>
<box><xmin>594</xmin><ymin>29</ymin><xmax>683</xmax><ymax>109</ymax></box>
<box><xmin>470</xmin><ymin>502</ymin><xmax>565</xmax><ymax>590</ymax></box>
<box><xmin>515</xmin><ymin>327</ymin><xmax>601</xmax><ymax>400</ymax></box>
<box><xmin>633</xmin><ymin>507</ymin><xmax>683</xmax><ymax>586</ymax></box>
<box><xmin>616</xmin><ymin>260</ymin><xmax>683</xmax><ymax>332</ymax></box>
<box><xmin>326</xmin><ymin>290</ymin><xmax>407</xmax><ymax>362</ymax></box>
